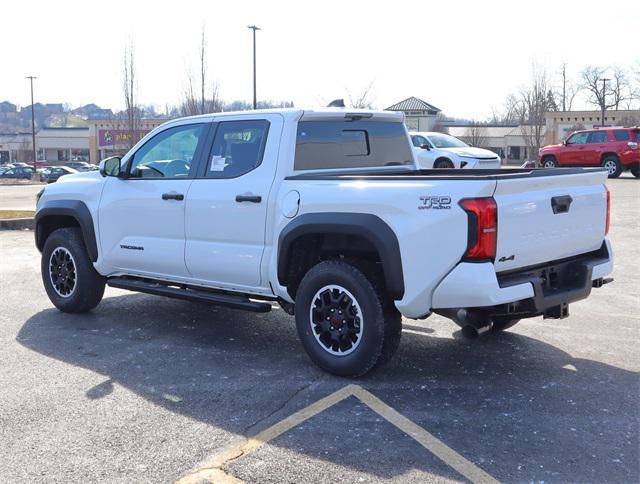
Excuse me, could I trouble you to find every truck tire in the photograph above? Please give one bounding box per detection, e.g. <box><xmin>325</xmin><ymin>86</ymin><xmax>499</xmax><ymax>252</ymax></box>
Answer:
<box><xmin>601</xmin><ymin>155</ymin><xmax>622</xmax><ymax>178</ymax></box>
<box><xmin>41</xmin><ymin>227</ymin><xmax>105</xmax><ymax>313</ymax></box>
<box><xmin>294</xmin><ymin>260</ymin><xmax>401</xmax><ymax>377</ymax></box>
<box><xmin>434</xmin><ymin>159</ymin><xmax>454</xmax><ymax>169</ymax></box>
<box><xmin>630</xmin><ymin>165</ymin><xmax>640</xmax><ymax>178</ymax></box>
<box><xmin>491</xmin><ymin>316</ymin><xmax>521</xmax><ymax>332</ymax></box>
<box><xmin>541</xmin><ymin>156</ymin><xmax>557</xmax><ymax>168</ymax></box>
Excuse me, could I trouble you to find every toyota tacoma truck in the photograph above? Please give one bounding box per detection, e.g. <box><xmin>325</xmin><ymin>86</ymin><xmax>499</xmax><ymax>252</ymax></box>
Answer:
<box><xmin>35</xmin><ymin>108</ymin><xmax>614</xmax><ymax>377</ymax></box>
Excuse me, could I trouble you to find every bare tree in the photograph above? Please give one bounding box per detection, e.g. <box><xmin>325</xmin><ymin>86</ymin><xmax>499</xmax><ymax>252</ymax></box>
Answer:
<box><xmin>463</xmin><ymin>125</ymin><xmax>488</xmax><ymax>148</ymax></box>
<box><xmin>581</xmin><ymin>65</ymin><xmax>616</xmax><ymax>113</ymax></box>
<box><xmin>432</xmin><ymin>112</ymin><xmax>449</xmax><ymax>133</ymax></box>
<box><xmin>180</xmin><ymin>26</ymin><xmax>222</xmax><ymax>116</ymax></box>
<box><xmin>610</xmin><ymin>66</ymin><xmax>631</xmax><ymax>110</ymax></box>
<box><xmin>122</xmin><ymin>43</ymin><xmax>139</xmax><ymax>149</ymax></box>
<box><xmin>508</xmin><ymin>63</ymin><xmax>554</xmax><ymax>158</ymax></box>
<box><xmin>347</xmin><ymin>82</ymin><xmax>375</xmax><ymax>109</ymax></box>
<box><xmin>557</xmin><ymin>62</ymin><xmax>580</xmax><ymax>112</ymax></box>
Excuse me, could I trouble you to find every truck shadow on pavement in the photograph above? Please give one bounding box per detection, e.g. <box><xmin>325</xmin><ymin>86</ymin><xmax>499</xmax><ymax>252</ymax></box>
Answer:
<box><xmin>17</xmin><ymin>293</ymin><xmax>639</xmax><ymax>482</ymax></box>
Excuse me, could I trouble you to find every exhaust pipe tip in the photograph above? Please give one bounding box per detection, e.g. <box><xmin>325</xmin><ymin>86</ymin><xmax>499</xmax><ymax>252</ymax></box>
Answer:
<box><xmin>461</xmin><ymin>322</ymin><xmax>493</xmax><ymax>339</ymax></box>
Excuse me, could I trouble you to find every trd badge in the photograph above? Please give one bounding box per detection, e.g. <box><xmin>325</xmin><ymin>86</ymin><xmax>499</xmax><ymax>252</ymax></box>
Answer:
<box><xmin>419</xmin><ymin>196</ymin><xmax>452</xmax><ymax>210</ymax></box>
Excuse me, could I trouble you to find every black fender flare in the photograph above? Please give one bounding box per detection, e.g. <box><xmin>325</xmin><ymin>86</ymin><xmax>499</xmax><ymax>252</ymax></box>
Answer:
<box><xmin>35</xmin><ymin>200</ymin><xmax>99</xmax><ymax>262</ymax></box>
<box><xmin>277</xmin><ymin>212</ymin><xmax>405</xmax><ymax>299</ymax></box>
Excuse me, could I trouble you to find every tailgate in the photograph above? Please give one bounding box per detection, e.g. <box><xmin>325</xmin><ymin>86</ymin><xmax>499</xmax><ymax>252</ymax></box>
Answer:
<box><xmin>493</xmin><ymin>170</ymin><xmax>608</xmax><ymax>272</ymax></box>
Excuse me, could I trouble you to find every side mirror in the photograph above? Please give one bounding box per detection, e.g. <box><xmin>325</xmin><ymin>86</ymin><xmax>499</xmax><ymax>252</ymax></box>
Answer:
<box><xmin>562</xmin><ymin>139</ymin><xmax>568</xmax><ymax>145</ymax></box>
<box><xmin>100</xmin><ymin>156</ymin><xmax>121</xmax><ymax>177</ymax></box>
<box><xmin>420</xmin><ymin>143</ymin><xmax>431</xmax><ymax>151</ymax></box>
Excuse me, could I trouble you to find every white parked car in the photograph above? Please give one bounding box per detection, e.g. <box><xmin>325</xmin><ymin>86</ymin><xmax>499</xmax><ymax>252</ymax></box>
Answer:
<box><xmin>410</xmin><ymin>131</ymin><xmax>502</xmax><ymax>169</ymax></box>
<box><xmin>34</xmin><ymin>109</ymin><xmax>613</xmax><ymax>377</ymax></box>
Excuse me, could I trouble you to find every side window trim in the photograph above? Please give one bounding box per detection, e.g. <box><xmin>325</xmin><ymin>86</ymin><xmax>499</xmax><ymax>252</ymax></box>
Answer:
<box><xmin>198</xmin><ymin>119</ymin><xmax>271</xmax><ymax>180</ymax></box>
<box><xmin>123</xmin><ymin>122</ymin><xmax>211</xmax><ymax>180</ymax></box>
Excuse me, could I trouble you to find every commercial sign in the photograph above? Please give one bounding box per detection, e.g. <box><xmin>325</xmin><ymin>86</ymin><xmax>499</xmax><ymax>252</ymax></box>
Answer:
<box><xmin>98</xmin><ymin>129</ymin><xmax>149</xmax><ymax>148</ymax></box>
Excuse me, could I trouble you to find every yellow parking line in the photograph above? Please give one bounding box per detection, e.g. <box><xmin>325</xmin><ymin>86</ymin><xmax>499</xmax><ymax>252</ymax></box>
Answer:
<box><xmin>176</xmin><ymin>384</ymin><xmax>498</xmax><ymax>484</ymax></box>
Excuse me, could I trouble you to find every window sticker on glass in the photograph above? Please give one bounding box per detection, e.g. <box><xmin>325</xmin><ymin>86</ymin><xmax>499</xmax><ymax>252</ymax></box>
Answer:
<box><xmin>210</xmin><ymin>155</ymin><xmax>228</xmax><ymax>171</ymax></box>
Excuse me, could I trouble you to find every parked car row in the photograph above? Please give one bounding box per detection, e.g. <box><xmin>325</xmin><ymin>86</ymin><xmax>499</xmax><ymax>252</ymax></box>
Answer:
<box><xmin>0</xmin><ymin>161</ymin><xmax>96</xmax><ymax>182</ymax></box>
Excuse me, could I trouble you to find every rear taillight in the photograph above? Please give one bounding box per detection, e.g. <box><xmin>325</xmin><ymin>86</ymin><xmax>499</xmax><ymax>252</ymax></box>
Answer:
<box><xmin>605</xmin><ymin>185</ymin><xmax>611</xmax><ymax>235</ymax></box>
<box><xmin>459</xmin><ymin>197</ymin><xmax>497</xmax><ymax>261</ymax></box>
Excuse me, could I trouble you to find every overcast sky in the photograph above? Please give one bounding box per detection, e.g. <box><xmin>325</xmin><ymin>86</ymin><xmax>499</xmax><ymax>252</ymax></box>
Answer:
<box><xmin>1</xmin><ymin>0</ymin><xmax>638</xmax><ymax>119</ymax></box>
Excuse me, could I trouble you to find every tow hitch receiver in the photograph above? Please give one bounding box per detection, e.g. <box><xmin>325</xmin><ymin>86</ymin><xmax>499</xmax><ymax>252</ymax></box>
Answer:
<box><xmin>544</xmin><ymin>302</ymin><xmax>569</xmax><ymax>319</ymax></box>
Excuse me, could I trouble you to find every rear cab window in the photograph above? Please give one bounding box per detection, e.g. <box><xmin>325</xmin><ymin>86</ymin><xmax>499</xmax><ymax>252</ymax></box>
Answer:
<box><xmin>294</xmin><ymin>118</ymin><xmax>413</xmax><ymax>171</ymax></box>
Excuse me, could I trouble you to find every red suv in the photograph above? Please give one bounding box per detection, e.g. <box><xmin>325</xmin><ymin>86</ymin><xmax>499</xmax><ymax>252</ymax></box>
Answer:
<box><xmin>539</xmin><ymin>127</ymin><xmax>639</xmax><ymax>178</ymax></box>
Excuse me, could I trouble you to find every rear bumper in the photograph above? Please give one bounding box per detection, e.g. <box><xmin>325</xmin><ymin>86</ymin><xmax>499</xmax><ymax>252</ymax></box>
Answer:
<box><xmin>431</xmin><ymin>239</ymin><xmax>613</xmax><ymax>317</ymax></box>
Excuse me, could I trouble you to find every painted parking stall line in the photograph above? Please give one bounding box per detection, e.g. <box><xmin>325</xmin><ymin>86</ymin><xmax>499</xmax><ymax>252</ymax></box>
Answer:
<box><xmin>177</xmin><ymin>384</ymin><xmax>498</xmax><ymax>484</ymax></box>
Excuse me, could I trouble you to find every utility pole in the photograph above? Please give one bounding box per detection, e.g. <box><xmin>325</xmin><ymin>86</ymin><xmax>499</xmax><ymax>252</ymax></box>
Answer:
<box><xmin>26</xmin><ymin>76</ymin><xmax>38</xmax><ymax>172</ymax></box>
<box><xmin>247</xmin><ymin>25</ymin><xmax>261</xmax><ymax>109</ymax></box>
<box><xmin>600</xmin><ymin>78</ymin><xmax>610</xmax><ymax>127</ymax></box>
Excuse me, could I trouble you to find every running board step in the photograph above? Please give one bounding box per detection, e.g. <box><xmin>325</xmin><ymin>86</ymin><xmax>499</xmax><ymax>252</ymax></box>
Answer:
<box><xmin>107</xmin><ymin>277</ymin><xmax>272</xmax><ymax>313</ymax></box>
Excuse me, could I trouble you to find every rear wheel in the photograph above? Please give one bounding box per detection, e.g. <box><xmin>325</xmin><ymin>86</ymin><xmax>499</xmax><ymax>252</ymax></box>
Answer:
<box><xmin>601</xmin><ymin>155</ymin><xmax>622</xmax><ymax>178</ymax></box>
<box><xmin>630</xmin><ymin>165</ymin><xmax>640</xmax><ymax>178</ymax></box>
<box><xmin>491</xmin><ymin>316</ymin><xmax>521</xmax><ymax>333</ymax></box>
<box><xmin>434</xmin><ymin>159</ymin><xmax>454</xmax><ymax>169</ymax></box>
<box><xmin>541</xmin><ymin>156</ymin><xmax>557</xmax><ymax>168</ymax></box>
<box><xmin>294</xmin><ymin>260</ymin><xmax>401</xmax><ymax>377</ymax></box>
<box><xmin>41</xmin><ymin>227</ymin><xmax>105</xmax><ymax>313</ymax></box>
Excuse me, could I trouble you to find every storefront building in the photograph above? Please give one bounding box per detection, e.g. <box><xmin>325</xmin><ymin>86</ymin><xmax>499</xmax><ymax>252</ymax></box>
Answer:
<box><xmin>35</xmin><ymin>127</ymin><xmax>90</xmax><ymax>164</ymax></box>
<box><xmin>87</xmin><ymin>118</ymin><xmax>167</xmax><ymax>163</ymax></box>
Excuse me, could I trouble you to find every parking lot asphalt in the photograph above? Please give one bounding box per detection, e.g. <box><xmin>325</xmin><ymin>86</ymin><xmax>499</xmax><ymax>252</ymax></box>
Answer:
<box><xmin>0</xmin><ymin>175</ymin><xmax>638</xmax><ymax>483</ymax></box>
<box><xmin>0</xmin><ymin>183</ymin><xmax>42</xmax><ymax>211</ymax></box>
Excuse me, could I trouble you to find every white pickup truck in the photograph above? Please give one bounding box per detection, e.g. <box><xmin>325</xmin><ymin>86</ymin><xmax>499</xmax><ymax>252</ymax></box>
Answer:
<box><xmin>35</xmin><ymin>108</ymin><xmax>613</xmax><ymax>376</ymax></box>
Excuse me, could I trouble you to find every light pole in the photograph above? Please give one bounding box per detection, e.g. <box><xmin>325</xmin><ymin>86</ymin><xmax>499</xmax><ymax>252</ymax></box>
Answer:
<box><xmin>247</xmin><ymin>25</ymin><xmax>261</xmax><ymax>110</ymax></box>
<box><xmin>26</xmin><ymin>76</ymin><xmax>38</xmax><ymax>172</ymax></box>
<box><xmin>600</xmin><ymin>78</ymin><xmax>610</xmax><ymax>127</ymax></box>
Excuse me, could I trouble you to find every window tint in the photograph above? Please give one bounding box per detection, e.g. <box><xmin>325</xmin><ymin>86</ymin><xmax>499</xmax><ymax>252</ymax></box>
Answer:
<box><xmin>206</xmin><ymin>120</ymin><xmax>269</xmax><ymax>178</ymax></box>
<box><xmin>129</xmin><ymin>124</ymin><xmax>205</xmax><ymax>179</ymax></box>
<box><xmin>295</xmin><ymin>120</ymin><xmax>413</xmax><ymax>170</ymax></box>
<box><xmin>588</xmin><ymin>131</ymin><xmax>608</xmax><ymax>143</ymax></box>
<box><xmin>613</xmin><ymin>130</ymin><xmax>630</xmax><ymax>141</ymax></box>
<box><xmin>567</xmin><ymin>132</ymin><xmax>589</xmax><ymax>144</ymax></box>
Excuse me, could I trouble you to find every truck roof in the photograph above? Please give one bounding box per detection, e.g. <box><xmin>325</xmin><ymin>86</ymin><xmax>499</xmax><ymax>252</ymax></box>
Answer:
<box><xmin>171</xmin><ymin>108</ymin><xmax>405</xmax><ymax>124</ymax></box>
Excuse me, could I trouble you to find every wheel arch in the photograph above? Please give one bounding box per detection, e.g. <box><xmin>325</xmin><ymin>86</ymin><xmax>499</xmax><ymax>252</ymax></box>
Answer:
<box><xmin>35</xmin><ymin>200</ymin><xmax>99</xmax><ymax>262</ymax></box>
<box><xmin>600</xmin><ymin>152</ymin><xmax>620</xmax><ymax>163</ymax></box>
<box><xmin>277</xmin><ymin>213</ymin><xmax>405</xmax><ymax>300</ymax></box>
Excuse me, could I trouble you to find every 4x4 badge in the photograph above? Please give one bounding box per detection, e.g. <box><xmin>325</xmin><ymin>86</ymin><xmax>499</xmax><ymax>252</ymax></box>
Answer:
<box><xmin>498</xmin><ymin>255</ymin><xmax>515</xmax><ymax>262</ymax></box>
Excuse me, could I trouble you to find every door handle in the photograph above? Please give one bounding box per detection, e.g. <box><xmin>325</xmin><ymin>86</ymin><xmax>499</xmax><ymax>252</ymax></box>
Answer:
<box><xmin>162</xmin><ymin>192</ymin><xmax>184</xmax><ymax>201</ymax></box>
<box><xmin>235</xmin><ymin>194</ymin><xmax>262</xmax><ymax>203</ymax></box>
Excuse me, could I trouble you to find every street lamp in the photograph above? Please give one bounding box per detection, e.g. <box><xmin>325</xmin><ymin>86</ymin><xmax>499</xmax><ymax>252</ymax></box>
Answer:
<box><xmin>26</xmin><ymin>76</ymin><xmax>38</xmax><ymax>172</ymax></box>
<box><xmin>600</xmin><ymin>78</ymin><xmax>610</xmax><ymax>127</ymax></box>
<box><xmin>247</xmin><ymin>25</ymin><xmax>261</xmax><ymax>110</ymax></box>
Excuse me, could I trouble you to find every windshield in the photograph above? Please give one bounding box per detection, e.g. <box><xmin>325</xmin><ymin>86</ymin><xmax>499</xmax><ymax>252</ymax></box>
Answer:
<box><xmin>426</xmin><ymin>134</ymin><xmax>469</xmax><ymax>148</ymax></box>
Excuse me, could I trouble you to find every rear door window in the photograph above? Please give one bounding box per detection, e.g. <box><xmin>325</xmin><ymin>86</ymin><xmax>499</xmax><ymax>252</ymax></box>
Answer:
<box><xmin>588</xmin><ymin>131</ymin><xmax>608</xmax><ymax>143</ymax></box>
<box><xmin>295</xmin><ymin>120</ymin><xmax>413</xmax><ymax>170</ymax></box>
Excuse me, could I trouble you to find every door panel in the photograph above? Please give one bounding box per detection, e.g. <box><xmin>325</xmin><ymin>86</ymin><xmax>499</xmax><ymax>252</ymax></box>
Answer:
<box><xmin>185</xmin><ymin>114</ymin><xmax>283</xmax><ymax>289</ymax></box>
<box><xmin>98</xmin><ymin>177</ymin><xmax>193</xmax><ymax>277</ymax></box>
<box><xmin>98</xmin><ymin>122</ymin><xmax>209</xmax><ymax>278</ymax></box>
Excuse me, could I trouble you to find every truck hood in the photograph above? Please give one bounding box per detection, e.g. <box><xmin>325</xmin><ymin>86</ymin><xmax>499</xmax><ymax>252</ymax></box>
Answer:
<box><xmin>540</xmin><ymin>144</ymin><xmax>562</xmax><ymax>152</ymax></box>
<box><xmin>440</xmin><ymin>146</ymin><xmax>498</xmax><ymax>159</ymax></box>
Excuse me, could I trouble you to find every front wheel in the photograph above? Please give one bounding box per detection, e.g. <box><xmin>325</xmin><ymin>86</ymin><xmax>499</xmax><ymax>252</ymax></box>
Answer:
<box><xmin>41</xmin><ymin>227</ymin><xmax>105</xmax><ymax>313</ymax></box>
<box><xmin>601</xmin><ymin>156</ymin><xmax>622</xmax><ymax>178</ymax></box>
<box><xmin>294</xmin><ymin>260</ymin><xmax>401</xmax><ymax>377</ymax></box>
<box><xmin>541</xmin><ymin>156</ymin><xmax>557</xmax><ymax>168</ymax></box>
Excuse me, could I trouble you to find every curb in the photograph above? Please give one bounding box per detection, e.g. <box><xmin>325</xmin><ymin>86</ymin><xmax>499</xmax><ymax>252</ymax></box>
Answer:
<box><xmin>0</xmin><ymin>218</ymin><xmax>35</xmax><ymax>230</ymax></box>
